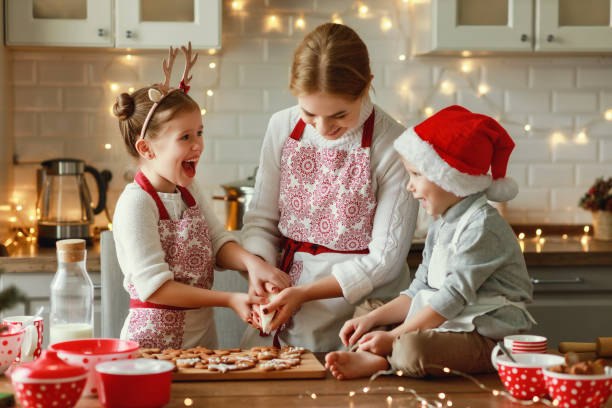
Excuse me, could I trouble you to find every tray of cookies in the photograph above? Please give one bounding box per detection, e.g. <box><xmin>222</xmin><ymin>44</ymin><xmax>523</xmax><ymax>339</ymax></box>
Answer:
<box><xmin>138</xmin><ymin>346</ymin><xmax>327</xmax><ymax>381</ymax></box>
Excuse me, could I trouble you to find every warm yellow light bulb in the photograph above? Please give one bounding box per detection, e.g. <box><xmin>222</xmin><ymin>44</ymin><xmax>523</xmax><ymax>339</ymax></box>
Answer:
<box><xmin>381</xmin><ymin>17</ymin><xmax>392</xmax><ymax>31</ymax></box>
<box><xmin>424</xmin><ymin>107</ymin><xmax>434</xmax><ymax>117</ymax></box>
<box><xmin>295</xmin><ymin>18</ymin><xmax>305</xmax><ymax>29</ymax></box>
<box><xmin>461</xmin><ymin>50</ymin><xmax>472</xmax><ymax>57</ymax></box>
<box><xmin>349</xmin><ymin>391</ymin><xmax>356</xmax><ymax>397</ymax></box>
<box><xmin>16</xmin><ymin>205</ymin><xmax>23</xmax><ymax>211</ymax></box>
<box><xmin>110</xmin><ymin>83</ymin><xmax>119</xmax><ymax>91</ymax></box>
<box><xmin>206</xmin><ymin>89</ymin><xmax>214</xmax><ymax>96</ymax></box>
<box><xmin>398</xmin><ymin>54</ymin><xmax>406</xmax><ymax>61</ymax></box>
<box><xmin>231</xmin><ymin>1</ymin><xmax>243</xmax><ymax>11</ymax></box>
<box><xmin>269</xmin><ymin>15</ymin><xmax>277</xmax><ymax>22</ymax></box>
<box><xmin>128</xmin><ymin>87</ymin><xmax>135</xmax><ymax>93</ymax></box>
<box><xmin>359</xmin><ymin>5</ymin><xmax>369</xmax><ymax>17</ymax></box>
<box><xmin>478</xmin><ymin>84</ymin><xmax>489</xmax><ymax>95</ymax></box>
<box><xmin>439</xmin><ymin>392</ymin><xmax>446</xmax><ymax>399</ymax></box>
<box><xmin>605</xmin><ymin>109</ymin><xmax>612</xmax><ymax>120</ymax></box>
<box><xmin>524</xmin><ymin>124</ymin><xmax>531</xmax><ymax>131</ymax></box>
<box><xmin>209</xmin><ymin>62</ymin><xmax>216</xmax><ymax>69</ymax></box>
<box><xmin>551</xmin><ymin>131</ymin><xmax>566</xmax><ymax>145</ymax></box>
<box><xmin>208</xmin><ymin>49</ymin><xmax>216</xmax><ymax>55</ymax></box>
<box><xmin>332</xmin><ymin>14</ymin><xmax>343</xmax><ymax>24</ymax></box>
<box><xmin>576</xmin><ymin>131</ymin><xmax>587</xmax><ymax>144</ymax></box>
<box><xmin>104</xmin><ymin>143</ymin><xmax>111</xmax><ymax>150</ymax></box>
<box><xmin>518</xmin><ymin>232</ymin><xmax>525</xmax><ymax>239</ymax></box>
<box><xmin>562</xmin><ymin>234</ymin><xmax>568</xmax><ymax>239</ymax></box>
<box><xmin>200</xmin><ymin>108</ymin><xmax>207</xmax><ymax>116</ymax></box>
<box><xmin>460</xmin><ymin>62</ymin><xmax>471</xmax><ymax>72</ymax></box>
<box><xmin>184</xmin><ymin>397</ymin><xmax>193</xmax><ymax>406</ymax></box>
<box><xmin>584</xmin><ymin>225</ymin><xmax>590</xmax><ymax>233</ymax></box>
<box><xmin>536</xmin><ymin>228</ymin><xmax>542</xmax><ymax>236</ymax></box>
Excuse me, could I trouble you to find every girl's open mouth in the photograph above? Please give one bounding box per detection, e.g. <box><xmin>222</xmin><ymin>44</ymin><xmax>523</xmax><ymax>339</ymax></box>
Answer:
<box><xmin>182</xmin><ymin>160</ymin><xmax>197</xmax><ymax>177</ymax></box>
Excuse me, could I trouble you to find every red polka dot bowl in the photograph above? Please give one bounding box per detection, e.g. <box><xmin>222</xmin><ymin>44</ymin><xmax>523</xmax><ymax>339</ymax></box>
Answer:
<box><xmin>491</xmin><ymin>346</ymin><xmax>564</xmax><ymax>400</ymax></box>
<box><xmin>49</xmin><ymin>338</ymin><xmax>139</xmax><ymax>397</ymax></box>
<box><xmin>10</xmin><ymin>349</ymin><xmax>87</xmax><ymax>408</ymax></box>
<box><xmin>95</xmin><ymin>358</ymin><xmax>174</xmax><ymax>408</ymax></box>
<box><xmin>0</xmin><ymin>323</ymin><xmax>25</xmax><ymax>373</ymax></box>
<box><xmin>543</xmin><ymin>366</ymin><xmax>612</xmax><ymax>408</ymax></box>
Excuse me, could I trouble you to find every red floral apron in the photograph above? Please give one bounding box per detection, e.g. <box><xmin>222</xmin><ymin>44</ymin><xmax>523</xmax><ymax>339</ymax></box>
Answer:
<box><xmin>124</xmin><ymin>171</ymin><xmax>216</xmax><ymax>349</ymax></box>
<box><xmin>245</xmin><ymin>110</ymin><xmax>378</xmax><ymax>351</ymax></box>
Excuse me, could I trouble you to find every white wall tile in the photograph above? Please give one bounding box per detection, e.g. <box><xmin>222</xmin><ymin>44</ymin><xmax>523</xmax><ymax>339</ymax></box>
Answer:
<box><xmin>39</xmin><ymin>61</ymin><xmax>86</xmax><ymax>85</ymax></box>
<box><xmin>195</xmin><ymin>163</ymin><xmax>239</xmax><ymax>190</ymax></box>
<box><xmin>576</xmin><ymin>164</ymin><xmax>612</xmax><ymax>186</ymax></box>
<box><xmin>483</xmin><ymin>65</ymin><xmax>529</xmax><ymax>89</ymax></box>
<box><xmin>13</xmin><ymin>112</ymin><xmax>37</xmax><ymax>138</ymax></box>
<box><xmin>64</xmin><ymin>87</ymin><xmax>105</xmax><ymax>112</ymax></box>
<box><xmin>265</xmin><ymin>39</ymin><xmax>301</xmax><ymax>62</ymax></box>
<box><xmin>203</xmin><ymin>113</ymin><xmax>238</xmax><ymax>138</ymax></box>
<box><xmin>529</xmin><ymin>164</ymin><xmax>573</xmax><ymax>187</ymax></box>
<box><xmin>551</xmin><ymin>188</ymin><xmax>585</xmax><ymax>211</ymax></box>
<box><xmin>552</xmin><ymin>91</ymin><xmax>598</xmax><ymax>113</ymax></box>
<box><xmin>264</xmin><ymin>89</ymin><xmax>296</xmax><ymax>113</ymax></box>
<box><xmin>576</xmin><ymin>115</ymin><xmax>612</xmax><ymax>136</ymax></box>
<box><xmin>505</xmin><ymin>90</ymin><xmax>550</xmax><ymax>113</ymax></box>
<box><xmin>552</xmin><ymin>141</ymin><xmax>597</xmax><ymax>162</ymax></box>
<box><xmin>13</xmin><ymin>61</ymin><xmax>36</xmax><ymax>85</ymax></box>
<box><xmin>506</xmin><ymin>188</ymin><xmax>549</xmax><ymax>211</ymax></box>
<box><xmin>577</xmin><ymin>67</ymin><xmax>612</xmax><ymax>88</ymax></box>
<box><xmin>507</xmin><ymin>164</ymin><xmax>527</xmax><ymax>186</ymax></box>
<box><xmin>456</xmin><ymin>90</ymin><xmax>504</xmax><ymax>116</ymax></box>
<box><xmin>530</xmin><ymin>67</ymin><xmax>574</xmax><ymax>89</ymax></box>
<box><xmin>239</xmin><ymin>113</ymin><xmax>270</xmax><ymax>139</ymax></box>
<box><xmin>601</xmin><ymin>140</ymin><xmax>612</xmax><ymax>162</ymax></box>
<box><xmin>14</xmin><ymin>87</ymin><xmax>61</xmax><ymax>111</ymax></box>
<box><xmin>384</xmin><ymin>64</ymin><xmax>432</xmax><ymax>89</ymax></box>
<box><xmin>40</xmin><ymin>112</ymin><xmax>88</xmax><ymax>138</ymax></box>
<box><xmin>512</xmin><ymin>139</ymin><xmax>552</xmax><ymax>162</ymax></box>
<box><xmin>14</xmin><ymin>138</ymin><xmax>64</xmax><ymax>162</ymax></box>
<box><xmin>239</xmin><ymin>64</ymin><xmax>289</xmax><ymax>87</ymax></box>
<box><xmin>213</xmin><ymin>89</ymin><xmax>264</xmax><ymax>112</ymax></box>
<box><xmin>214</xmin><ymin>139</ymin><xmax>263</xmax><ymax>163</ymax></box>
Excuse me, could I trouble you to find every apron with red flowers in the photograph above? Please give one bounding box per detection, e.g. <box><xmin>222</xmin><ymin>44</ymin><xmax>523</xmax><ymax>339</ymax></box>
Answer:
<box><xmin>122</xmin><ymin>171</ymin><xmax>217</xmax><ymax>349</ymax></box>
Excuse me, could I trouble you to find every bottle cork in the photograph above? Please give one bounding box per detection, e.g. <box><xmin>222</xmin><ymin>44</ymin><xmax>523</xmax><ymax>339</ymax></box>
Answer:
<box><xmin>56</xmin><ymin>239</ymin><xmax>86</xmax><ymax>262</ymax></box>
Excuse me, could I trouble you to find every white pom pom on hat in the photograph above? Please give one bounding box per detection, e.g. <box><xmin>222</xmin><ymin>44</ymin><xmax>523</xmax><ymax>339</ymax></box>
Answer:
<box><xmin>393</xmin><ymin>105</ymin><xmax>519</xmax><ymax>202</ymax></box>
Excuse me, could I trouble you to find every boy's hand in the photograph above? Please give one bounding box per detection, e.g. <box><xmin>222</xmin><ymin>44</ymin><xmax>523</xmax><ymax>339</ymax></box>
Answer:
<box><xmin>244</xmin><ymin>257</ymin><xmax>291</xmax><ymax>296</ymax></box>
<box><xmin>339</xmin><ymin>314</ymin><xmax>376</xmax><ymax>348</ymax></box>
<box><xmin>357</xmin><ymin>331</ymin><xmax>395</xmax><ymax>356</ymax></box>
<box><xmin>228</xmin><ymin>292</ymin><xmax>267</xmax><ymax>329</ymax></box>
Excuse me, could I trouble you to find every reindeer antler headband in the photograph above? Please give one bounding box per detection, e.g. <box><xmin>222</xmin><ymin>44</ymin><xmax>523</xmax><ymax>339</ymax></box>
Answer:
<box><xmin>138</xmin><ymin>41</ymin><xmax>198</xmax><ymax>140</ymax></box>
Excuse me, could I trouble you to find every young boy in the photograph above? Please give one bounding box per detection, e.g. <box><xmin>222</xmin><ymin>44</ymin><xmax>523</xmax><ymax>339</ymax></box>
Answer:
<box><xmin>325</xmin><ymin>105</ymin><xmax>535</xmax><ymax>379</ymax></box>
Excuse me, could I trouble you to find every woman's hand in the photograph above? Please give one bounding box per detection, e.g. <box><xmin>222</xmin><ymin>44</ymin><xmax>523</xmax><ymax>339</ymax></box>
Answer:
<box><xmin>357</xmin><ymin>331</ymin><xmax>396</xmax><ymax>356</ymax></box>
<box><xmin>227</xmin><ymin>292</ymin><xmax>267</xmax><ymax>329</ymax></box>
<box><xmin>244</xmin><ymin>256</ymin><xmax>291</xmax><ymax>296</ymax></box>
<box><xmin>339</xmin><ymin>314</ymin><xmax>377</xmax><ymax>348</ymax></box>
<box><xmin>261</xmin><ymin>286</ymin><xmax>306</xmax><ymax>332</ymax></box>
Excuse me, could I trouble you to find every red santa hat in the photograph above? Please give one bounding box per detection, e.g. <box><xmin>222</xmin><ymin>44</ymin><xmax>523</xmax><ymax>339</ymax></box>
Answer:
<box><xmin>394</xmin><ymin>105</ymin><xmax>518</xmax><ymax>202</ymax></box>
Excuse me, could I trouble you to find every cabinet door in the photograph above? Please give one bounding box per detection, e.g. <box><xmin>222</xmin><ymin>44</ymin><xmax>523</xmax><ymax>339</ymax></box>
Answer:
<box><xmin>536</xmin><ymin>0</ymin><xmax>612</xmax><ymax>51</ymax></box>
<box><xmin>419</xmin><ymin>0</ymin><xmax>533</xmax><ymax>52</ymax></box>
<box><xmin>5</xmin><ymin>0</ymin><xmax>112</xmax><ymax>47</ymax></box>
<box><xmin>115</xmin><ymin>0</ymin><xmax>221</xmax><ymax>50</ymax></box>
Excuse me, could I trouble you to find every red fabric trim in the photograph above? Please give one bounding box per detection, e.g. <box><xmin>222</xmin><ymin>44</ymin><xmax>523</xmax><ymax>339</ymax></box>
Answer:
<box><xmin>279</xmin><ymin>237</ymin><xmax>369</xmax><ymax>274</ymax></box>
<box><xmin>135</xmin><ymin>170</ymin><xmax>170</xmax><ymax>220</ymax></box>
<box><xmin>289</xmin><ymin>119</ymin><xmax>306</xmax><ymax>141</ymax></box>
<box><xmin>177</xmin><ymin>186</ymin><xmax>196</xmax><ymax>207</ymax></box>
<box><xmin>129</xmin><ymin>299</ymin><xmax>196</xmax><ymax>311</ymax></box>
<box><xmin>361</xmin><ymin>110</ymin><xmax>375</xmax><ymax>148</ymax></box>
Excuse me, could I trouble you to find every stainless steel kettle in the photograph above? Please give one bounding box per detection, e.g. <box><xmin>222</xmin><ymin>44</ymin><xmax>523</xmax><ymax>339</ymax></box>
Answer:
<box><xmin>36</xmin><ymin>158</ymin><xmax>108</xmax><ymax>246</ymax></box>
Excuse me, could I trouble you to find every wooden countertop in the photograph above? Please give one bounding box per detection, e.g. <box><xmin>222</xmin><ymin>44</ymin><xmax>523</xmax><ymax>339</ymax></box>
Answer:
<box><xmin>2</xmin><ymin>232</ymin><xmax>612</xmax><ymax>274</ymax></box>
<box><xmin>3</xmin><ymin>354</ymin><xmax>610</xmax><ymax>408</ymax></box>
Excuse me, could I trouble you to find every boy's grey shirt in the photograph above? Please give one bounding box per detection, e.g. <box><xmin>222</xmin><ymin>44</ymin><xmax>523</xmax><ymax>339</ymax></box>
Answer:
<box><xmin>400</xmin><ymin>192</ymin><xmax>534</xmax><ymax>339</ymax></box>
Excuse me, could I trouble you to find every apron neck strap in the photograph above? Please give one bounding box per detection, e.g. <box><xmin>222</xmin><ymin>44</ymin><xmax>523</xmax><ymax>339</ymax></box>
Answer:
<box><xmin>134</xmin><ymin>171</ymin><xmax>197</xmax><ymax>219</ymax></box>
<box><xmin>289</xmin><ymin>109</ymin><xmax>375</xmax><ymax>148</ymax></box>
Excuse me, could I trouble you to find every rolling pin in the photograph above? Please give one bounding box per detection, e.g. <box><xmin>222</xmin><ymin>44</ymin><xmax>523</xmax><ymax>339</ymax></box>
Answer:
<box><xmin>558</xmin><ymin>337</ymin><xmax>612</xmax><ymax>356</ymax></box>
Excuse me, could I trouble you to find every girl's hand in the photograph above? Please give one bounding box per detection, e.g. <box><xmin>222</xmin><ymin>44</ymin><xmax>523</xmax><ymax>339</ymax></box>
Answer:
<box><xmin>357</xmin><ymin>331</ymin><xmax>396</xmax><ymax>356</ymax></box>
<box><xmin>227</xmin><ymin>292</ymin><xmax>267</xmax><ymax>328</ymax></box>
<box><xmin>261</xmin><ymin>287</ymin><xmax>305</xmax><ymax>332</ymax></box>
<box><xmin>339</xmin><ymin>314</ymin><xmax>376</xmax><ymax>348</ymax></box>
<box><xmin>244</xmin><ymin>257</ymin><xmax>291</xmax><ymax>296</ymax></box>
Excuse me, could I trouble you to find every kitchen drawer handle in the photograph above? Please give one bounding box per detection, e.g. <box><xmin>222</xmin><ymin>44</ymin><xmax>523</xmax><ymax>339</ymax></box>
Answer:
<box><xmin>126</xmin><ymin>30</ymin><xmax>134</xmax><ymax>39</ymax></box>
<box><xmin>520</xmin><ymin>34</ymin><xmax>528</xmax><ymax>42</ymax></box>
<box><xmin>93</xmin><ymin>284</ymin><xmax>102</xmax><ymax>290</ymax></box>
<box><xmin>530</xmin><ymin>277</ymin><xmax>584</xmax><ymax>285</ymax></box>
<box><xmin>546</xmin><ymin>34</ymin><xmax>555</xmax><ymax>42</ymax></box>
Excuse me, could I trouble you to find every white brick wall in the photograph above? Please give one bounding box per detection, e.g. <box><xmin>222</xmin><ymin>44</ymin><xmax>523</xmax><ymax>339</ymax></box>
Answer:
<box><xmin>7</xmin><ymin>0</ymin><xmax>612</xmax><ymax>227</ymax></box>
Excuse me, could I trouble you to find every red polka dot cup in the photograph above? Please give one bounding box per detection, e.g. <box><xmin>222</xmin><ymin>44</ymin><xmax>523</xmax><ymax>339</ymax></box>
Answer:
<box><xmin>491</xmin><ymin>345</ymin><xmax>564</xmax><ymax>400</ymax></box>
<box><xmin>3</xmin><ymin>315</ymin><xmax>44</xmax><ymax>362</ymax></box>
<box><xmin>543</xmin><ymin>366</ymin><xmax>612</xmax><ymax>408</ymax></box>
<box><xmin>50</xmin><ymin>338</ymin><xmax>139</xmax><ymax>397</ymax></box>
<box><xmin>11</xmin><ymin>349</ymin><xmax>87</xmax><ymax>408</ymax></box>
<box><xmin>0</xmin><ymin>323</ymin><xmax>25</xmax><ymax>373</ymax></box>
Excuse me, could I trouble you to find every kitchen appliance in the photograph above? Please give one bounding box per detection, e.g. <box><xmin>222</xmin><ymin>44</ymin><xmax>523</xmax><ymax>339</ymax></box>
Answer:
<box><xmin>36</xmin><ymin>158</ymin><xmax>108</xmax><ymax>246</ymax></box>
<box><xmin>213</xmin><ymin>168</ymin><xmax>257</xmax><ymax>231</ymax></box>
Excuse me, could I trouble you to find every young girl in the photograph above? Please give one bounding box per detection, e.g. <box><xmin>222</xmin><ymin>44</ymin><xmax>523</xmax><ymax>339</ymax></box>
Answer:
<box><xmin>326</xmin><ymin>105</ymin><xmax>535</xmax><ymax>379</ymax></box>
<box><xmin>240</xmin><ymin>23</ymin><xmax>419</xmax><ymax>352</ymax></box>
<box><xmin>112</xmin><ymin>44</ymin><xmax>290</xmax><ymax>349</ymax></box>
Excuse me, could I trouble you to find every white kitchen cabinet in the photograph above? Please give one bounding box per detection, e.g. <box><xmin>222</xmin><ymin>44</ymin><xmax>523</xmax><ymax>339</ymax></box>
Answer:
<box><xmin>5</xmin><ymin>0</ymin><xmax>221</xmax><ymax>50</ymax></box>
<box><xmin>412</xmin><ymin>0</ymin><xmax>612</xmax><ymax>54</ymax></box>
<box><xmin>115</xmin><ymin>0</ymin><xmax>221</xmax><ymax>49</ymax></box>
<box><xmin>0</xmin><ymin>271</ymin><xmax>102</xmax><ymax>348</ymax></box>
<box><xmin>5</xmin><ymin>0</ymin><xmax>113</xmax><ymax>47</ymax></box>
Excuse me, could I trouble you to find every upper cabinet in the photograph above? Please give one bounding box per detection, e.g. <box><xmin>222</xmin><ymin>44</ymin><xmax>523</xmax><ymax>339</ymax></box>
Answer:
<box><xmin>5</xmin><ymin>0</ymin><xmax>221</xmax><ymax>49</ymax></box>
<box><xmin>5</xmin><ymin>0</ymin><xmax>113</xmax><ymax>47</ymax></box>
<box><xmin>412</xmin><ymin>0</ymin><xmax>612</xmax><ymax>54</ymax></box>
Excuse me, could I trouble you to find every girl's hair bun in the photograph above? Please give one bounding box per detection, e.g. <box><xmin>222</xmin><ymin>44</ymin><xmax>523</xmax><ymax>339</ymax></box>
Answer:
<box><xmin>113</xmin><ymin>92</ymin><xmax>135</xmax><ymax>120</ymax></box>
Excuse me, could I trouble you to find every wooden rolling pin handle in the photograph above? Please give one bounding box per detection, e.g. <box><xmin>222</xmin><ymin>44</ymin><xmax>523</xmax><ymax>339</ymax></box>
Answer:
<box><xmin>596</xmin><ymin>337</ymin><xmax>612</xmax><ymax>357</ymax></box>
<box><xmin>558</xmin><ymin>342</ymin><xmax>596</xmax><ymax>353</ymax></box>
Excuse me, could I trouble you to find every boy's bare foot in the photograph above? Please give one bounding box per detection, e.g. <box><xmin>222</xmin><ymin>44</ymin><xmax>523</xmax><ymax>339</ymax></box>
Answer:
<box><xmin>325</xmin><ymin>350</ymin><xmax>389</xmax><ymax>380</ymax></box>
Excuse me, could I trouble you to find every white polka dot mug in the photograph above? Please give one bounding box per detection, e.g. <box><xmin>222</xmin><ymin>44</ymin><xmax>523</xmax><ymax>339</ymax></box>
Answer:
<box><xmin>543</xmin><ymin>366</ymin><xmax>612</xmax><ymax>408</ymax></box>
<box><xmin>491</xmin><ymin>345</ymin><xmax>564</xmax><ymax>400</ymax></box>
<box><xmin>2</xmin><ymin>316</ymin><xmax>44</xmax><ymax>363</ymax></box>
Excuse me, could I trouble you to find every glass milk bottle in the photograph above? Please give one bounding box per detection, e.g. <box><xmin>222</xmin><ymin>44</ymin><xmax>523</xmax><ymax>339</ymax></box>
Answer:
<box><xmin>49</xmin><ymin>239</ymin><xmax>94</xmax><ymax>344</ymax></box>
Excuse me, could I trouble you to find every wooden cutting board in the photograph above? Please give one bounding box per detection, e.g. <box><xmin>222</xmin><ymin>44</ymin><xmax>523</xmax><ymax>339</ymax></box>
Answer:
<box><xmin>172</xmin><ymin>351</ymin><xmax>326</xmax><ymax>381</ymax></box>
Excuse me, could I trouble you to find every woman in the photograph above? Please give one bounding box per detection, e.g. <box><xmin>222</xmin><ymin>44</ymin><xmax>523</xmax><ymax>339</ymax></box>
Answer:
<box><xmin>240</xmin><ymin>23</ymin><xmax>419</xmax><ymax>352</ymax></box>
